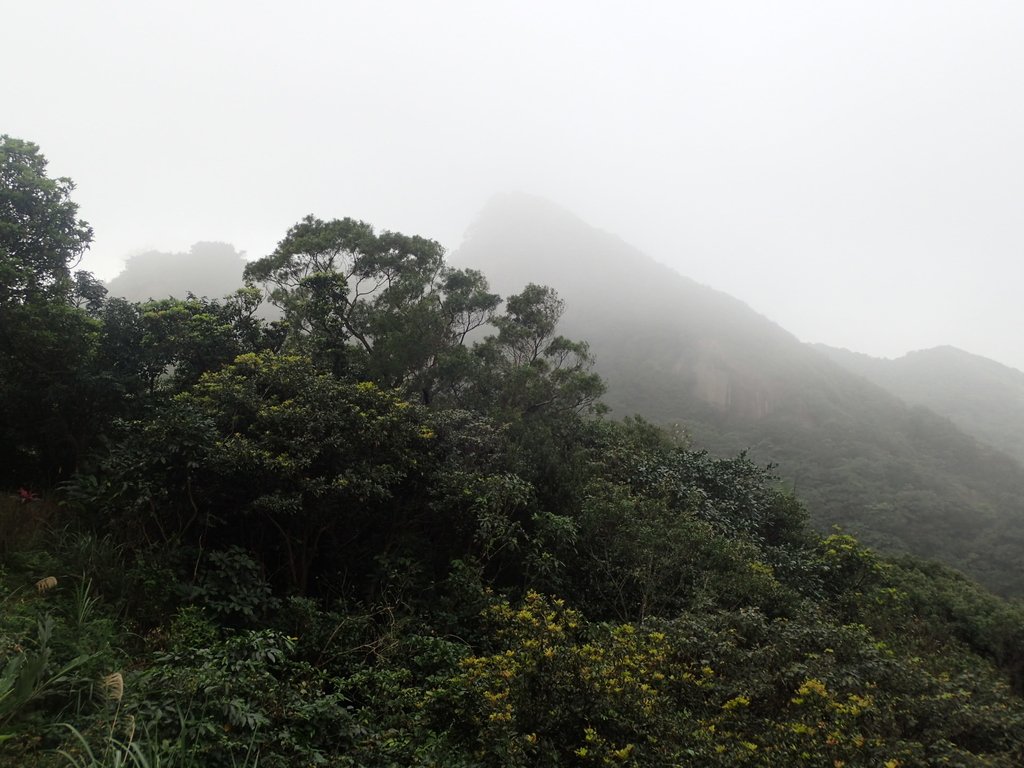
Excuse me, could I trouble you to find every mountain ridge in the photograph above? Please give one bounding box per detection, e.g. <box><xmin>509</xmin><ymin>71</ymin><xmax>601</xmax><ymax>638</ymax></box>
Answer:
<box><xmin>817</xmin><ymin>343</ymin><xmax>1024</xmax><ymax>465</ymax></box>
<box><xmin>453</xmin><ymin>192</ymin><xmax>1024</xmax><ymax>595</ymax></box>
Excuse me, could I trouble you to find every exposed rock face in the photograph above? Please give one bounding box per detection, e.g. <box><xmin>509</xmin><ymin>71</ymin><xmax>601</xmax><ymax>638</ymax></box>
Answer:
<box><xmin>691</xmin><ymin>353</ymin><xmax>774</xmax><ymax>420</ymax></box>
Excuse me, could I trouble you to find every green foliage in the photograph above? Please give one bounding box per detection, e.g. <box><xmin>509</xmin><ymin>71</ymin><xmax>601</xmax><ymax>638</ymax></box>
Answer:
<box><xmin>71</xmin><ymin>272</ymin><xmax>107</xmax><ymax>316</ymax></box>
<box><xmin>465</xmin><ymin>283</ymin><xmax>605</xmax><ymax>421</ymax></box>
<box><xmin>3</xmin><ymin>147</ymin><xmax>1024</xmax><ymax>766</ymax></box>
<box><xmin>140</xmin><ymin>289</ymin><xmax>274</xmax><ymax>390</ymax></box>
<box><xmin>0</xmin><ymin>295</ymin><xmax>103</xmax><ymax>484</ymax></box>
<box><xmin>0</xmin><ymin>137</ymin><xmax>99</xmax><ymax>485</ymax></box>
<box><xmin>56</xmin><ymin>721</ymin><xmax>216</xmax><ymax>768</ymax></box>
<box><xmin>187</xmin><ymin>548</ymin><xmax>279</xmax><ymax>626</ymax></box>
<box><xmin>86</xmin><ymin>351</ymin><xmax>435</xmax><ymax>592</ymax></box>
<box><xmin>0</xmin><ymin>567</ymin><xmax>124</xmax><ymax>758</ymax></box>
<box><xmin>0</xmin><ymin>139</ymin><xmax>172</xmax><ymax>486</ymax></box>
<box><xmin>424</xmin><ymin>591</ymin><xmax>1024</xmax><ymax>766</ymax></box>
<box><xmin>245</xmin><ymin>215</ymin><xmax>500</xmax><ymax>397</ymax></box>
<box><xmin>0</xmin><ymin>136</ymin><xmax>92</xmax><ymax>306</ymax></box>
<box><xmin>124</xmin><ymin>621</ymin><xmax>361</xmax><ymax>767</ymax></box>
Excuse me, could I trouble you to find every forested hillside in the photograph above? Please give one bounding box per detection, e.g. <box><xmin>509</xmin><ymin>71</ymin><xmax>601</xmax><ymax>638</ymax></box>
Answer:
<box><xmin>105</xmin><ymin>243</ymin><xmax>249</xmax><ymax>305</ymax></box>
<box><xmin>4</xmin><ymin>138</ymin><xmax>1024</xmax><ymax>766</ymax></box>
<box><xmin>454</xmin><ymin>193</ymin><xmax>1024</xmax><ymax>597</ymax></box>
<box><xmin>817</xmin><ymin>344</ymin><xmax>1024</xmax><ymax>466</ymax></box>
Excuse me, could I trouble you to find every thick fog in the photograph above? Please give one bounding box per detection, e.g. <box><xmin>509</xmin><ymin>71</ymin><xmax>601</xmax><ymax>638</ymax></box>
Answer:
<box><xmin>9</xmin><ymin>1</ymin><xmax>1024</xmax><ymax>371</ymax></box>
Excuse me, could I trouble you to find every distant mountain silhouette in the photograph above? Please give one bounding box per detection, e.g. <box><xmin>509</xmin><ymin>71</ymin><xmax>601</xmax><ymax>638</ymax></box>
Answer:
<box><xmin>453</xmin><ymin>193</ymin><xmax>1024</xmax><ymax>595</ymax></box>
<box><xmin>816</xmin><ymin>344</ymin><xmax>1024</xmax><ymax>466</ymax></box>
<box><xmin>106</xmin><ymin>242</ymin><xmax>248</xmax><ymax>302</ymax></box>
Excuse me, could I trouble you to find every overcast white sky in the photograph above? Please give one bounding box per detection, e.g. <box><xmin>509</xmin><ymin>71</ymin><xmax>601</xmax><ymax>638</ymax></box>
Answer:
<box><xmin>8</xmin><ymin>1</ymin><xmax>1024</xmax><ymax>371</ymax></box>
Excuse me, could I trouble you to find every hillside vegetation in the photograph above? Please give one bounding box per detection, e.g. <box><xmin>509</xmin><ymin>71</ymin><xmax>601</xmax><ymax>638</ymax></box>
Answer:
<box><xmin>3</xmin><ymin>138</ymin><xmax>1024</xmax><ymax>765</ymax></box>
<box><xmin>454</xmin><ymin>193</ymin><xmax>1024</xmax><ymax>596</ymax></box>
<box><xmin>817</xmin><ymin>344</ymin><xmax>1024</xmax><ymax>466</ymax></box>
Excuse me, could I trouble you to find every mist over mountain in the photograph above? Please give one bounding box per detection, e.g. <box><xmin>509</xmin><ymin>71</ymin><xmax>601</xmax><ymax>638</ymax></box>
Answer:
<box><xmin>454</xmin><ymin>193</ymin><xmax>1024</xmax><ymax>595</ymax></box>
<box><xmin>105</xmin><ymin>242</ymin><xmax>248</xmax><ymax>302</ymax></box>
<box><xmin>817</xmin><ymin>344</ymin><xmax>1024</xmax><ymax>466</ymax></box>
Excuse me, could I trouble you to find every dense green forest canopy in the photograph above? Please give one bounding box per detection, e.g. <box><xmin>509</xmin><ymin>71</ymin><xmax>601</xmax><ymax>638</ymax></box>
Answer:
<box><xmin>3</xmin><ymin>137</ymin><xmax>1024</xmax><ymax>766</ymax></box>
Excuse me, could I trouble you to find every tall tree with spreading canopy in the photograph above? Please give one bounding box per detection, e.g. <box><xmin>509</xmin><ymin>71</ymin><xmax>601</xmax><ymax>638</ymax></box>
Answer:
<box><xmin>0</xmin><ymin>137</ymin><xmax>100</xmax><ymax>484</ymax></box>
<box><xmin>0</xmin><ymin>136</ymin><xmax>93</xmax><ymax>306</ymax></box>
<box><xmin>244</xmin><ymin>215</ymin><xmax>500</xmax><ymax>401</ymax></box>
